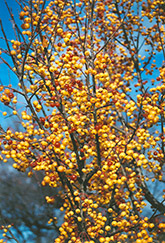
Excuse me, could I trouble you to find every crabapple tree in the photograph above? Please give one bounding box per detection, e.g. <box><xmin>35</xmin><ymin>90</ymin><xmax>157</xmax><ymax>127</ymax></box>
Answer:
<box><xmin>0</xmin><ymin>0</ymin><xmax>165</xmax><ymax>242</ymax></box>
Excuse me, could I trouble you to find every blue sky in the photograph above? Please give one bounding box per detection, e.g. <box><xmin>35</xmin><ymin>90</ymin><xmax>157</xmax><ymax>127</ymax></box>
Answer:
<box><xmin>0</xmin><ymin>0</ymin><xmax>20</xmax><ymax>80</ymax></box>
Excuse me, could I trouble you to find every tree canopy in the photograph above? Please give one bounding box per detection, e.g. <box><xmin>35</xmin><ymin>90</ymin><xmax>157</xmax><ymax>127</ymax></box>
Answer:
<box><xmin>0</xmin><ymin>0</ymin><xmax>165</xmax><ymax>242</ymax></box>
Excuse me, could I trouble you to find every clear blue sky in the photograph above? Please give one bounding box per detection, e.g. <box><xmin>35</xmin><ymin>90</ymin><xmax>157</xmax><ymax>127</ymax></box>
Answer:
<box><xmin>0</xmin><ymin>0</ymin><xmax>20</xmax><ymax>80</ymax></box>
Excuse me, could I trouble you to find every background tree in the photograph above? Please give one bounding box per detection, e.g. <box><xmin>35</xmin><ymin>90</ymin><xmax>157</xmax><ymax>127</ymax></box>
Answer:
<box><xmin>0</xmin><ymin>165</ymin><xmax>63</xmax><ymax>243</ymax></box>
<box><xmin>0</xmin><ymin>0</ymin><xmax>165</xmax><ymax>242</ymax></box>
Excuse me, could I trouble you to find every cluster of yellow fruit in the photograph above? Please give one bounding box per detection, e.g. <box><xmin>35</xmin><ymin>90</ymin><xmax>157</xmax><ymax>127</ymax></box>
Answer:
<box><xmin>0</xmin><ymin>224</ymin><xmax>13</xmax><ymax>242</ymax></box>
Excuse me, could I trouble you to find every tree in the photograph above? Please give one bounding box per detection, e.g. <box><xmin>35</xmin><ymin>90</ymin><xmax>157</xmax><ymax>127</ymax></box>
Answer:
<box><xmin>0</xmin><ymin>0</ymin><xmax>165</xmax><ymax>242</ymax></box>
<box><xmin>0</xmin><ymin>165</ymin><xmax>63</xmax><ymax>242</ymax></box>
